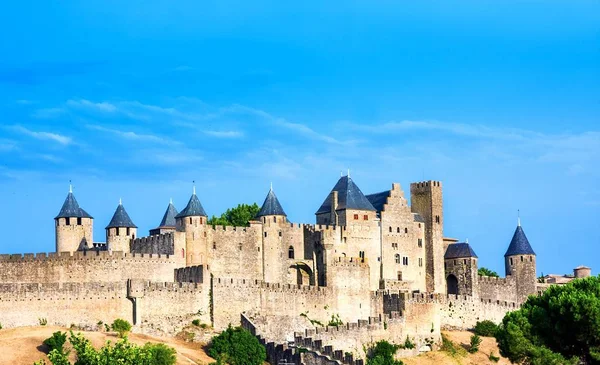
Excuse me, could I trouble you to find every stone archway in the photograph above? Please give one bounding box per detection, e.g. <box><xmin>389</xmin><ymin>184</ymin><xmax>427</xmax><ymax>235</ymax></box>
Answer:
<box><xmin>447</xmin><ymin>274</ymin><xmax>459</xmax><ymax>295</ymax></box>
<box><xmin>288</xmin><ymin>262</ymin><xmax>315</xmax><ymax>286</ymax></box>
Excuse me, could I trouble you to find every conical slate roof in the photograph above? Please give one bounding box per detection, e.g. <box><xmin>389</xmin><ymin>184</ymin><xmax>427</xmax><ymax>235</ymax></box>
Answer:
<box><xmin>175</xmin><ymin>193</ymin><xmax>207</xmax><ymax>218</ymax></box>
<box><xmin>106</xmin><ymin>203</ymin><xmax>137</xmax><ymax>229</ymax></box>
<box><xmin>55</xmin><ymin>192</ymin><xmax>93</xmax><ymax>219</ymax></box>
<box><xmin>257</xmin><ymin>188</ymin><xmax>286</xmax><ymax>217</ymax></box>
<box><xmin>445</xmin><ymin>242</ymin><xmax>478</xmax><ymax>259</ymax></box>
<box><xmin>504</xmin><ymin>225</ymin><xmax>535</xmax><ymax>256</ymax></box>
<box><xmin>316</xmin><ymin>176</ymin><xmax>376</xmax><ymax>214</ymax></box>
<box><xmin>158</xmin><ymin>202</ymin><xmax>179</xmax><ymax>227</ymax></box>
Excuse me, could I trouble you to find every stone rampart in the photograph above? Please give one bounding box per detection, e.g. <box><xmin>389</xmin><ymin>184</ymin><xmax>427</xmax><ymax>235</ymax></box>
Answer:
<box><xmin>0</xmin><ymin>251</ymin><xmax>178</xmax><ymax>284</ymax></box>
<box><xmin>130</xmin><ymin>233</ymin><xmax>174</xmax><ymax>255</ymax></box>
<box><xmin>478</xmin><ymin>275</ymin><xmax>518</xmax><ymax>303</ymax></box>
<box><xmin>175</xmin><ymin>265</ymin><xmax>207</xmax><ymax>283</ymax></box>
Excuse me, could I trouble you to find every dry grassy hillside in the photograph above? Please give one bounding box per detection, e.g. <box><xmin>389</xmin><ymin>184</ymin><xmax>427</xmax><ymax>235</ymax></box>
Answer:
<box><xmin>0</xmin><ymin>326</ymin><xmax>215</xmax><ymax>365</ymax></box>
<box><xmin>400</xmin><ymin>331</ymin><xmax>511</xmax><ymax>365</ymax></box>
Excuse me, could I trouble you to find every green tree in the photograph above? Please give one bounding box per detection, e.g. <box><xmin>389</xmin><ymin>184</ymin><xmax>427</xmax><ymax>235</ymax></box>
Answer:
<box><xmin>43</xmin><ymin>331</ymin><xmax>68</xmax><ymax>354</ymax></box>
<box><xmin>468</xmin><ymin>334</ymin><xmax>482</xmax><ymax>353</ymax></box>
<box><xmin>474</xmin><ymin>320</ymin><xmax>499</xmax><ymax>337</ymax></box>
<box><xmin>111</xmin><ymin>318</ymin><xmax>132</xmax><ymax>338</ymax></box>
<box><xmin>366</xmin><ymin>340</ymin><xmax>404</xmax><ymax>365</ymax></box>
<box><xmin>496</xmin><ymin>276</ymin><xmax>600</xmax><ymax>364</ymax></box>
<box><xmin>208</xmin><ymin>325</ymin><xmax>266</xmax><ymax>365</ymax></box>
<box><xmin>208</xmin><ymin>203</ymin><xmax>260</xmax><ymax>227</ymax></box>
<box><xmin>478</xmin><ymin>267</ymin><xmax>499</xmax><ymax>278</ymax></box>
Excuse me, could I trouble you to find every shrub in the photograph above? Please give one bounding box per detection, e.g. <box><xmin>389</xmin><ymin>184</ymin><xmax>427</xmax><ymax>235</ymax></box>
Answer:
<box><xmin>39</xmin><ymin>318</ymin><xmax>48</xmax><ymax>326</ymax></box>
<box><xmin>366</xmin><ymin>340</ymin><xmax>404</xmax><ymax>365</ymax></box>
<box><xmin>43</xmin><ymin>331</ymin><xmax>68</xmax><ymax>354</ymax></box>
<box><xmin>327</xmin><ymin>314</ymin><xmax>343</xmax><ymax>327</ymax></box>
<box><xmin>192</xmin><ymin>319</ymin><xmax>201</xmax><ymax>326</ymax></box>
<box><xmin>111</xmin><ymin>318</ymin><xmax>132</xmax><ymax>338</ymax></box>
<box><xmin>403</xmin><ymin>336</ymin><xmax>415</xmax><ymax>350</ymax></box>
<box><xmin>468</xmin><ymin>334</ymin><xmax>482</xmax><ymax>353</ymax></box>
<box><xmin>474</xmin><ymin>320</ymin><xmax>499</xmax><ymax>337</ymax></box>
<box><xmin>0</xmin><ymin>322</ymin><xmax>2</xmax><ymax>330</ymax></box>
<box><xmin>489</xmin><ymin>352</ymin><xmax>500</xmax><ymax>362</ymax></box>
<box><xmin>144</xmin><ymin>343</ymin><xmax>177</xmax><ymax>365</ymax></box>
<box><xmin>209</xmin><ymin>325</ymin><xmax>266</xmax><ymax>365</ymax></box>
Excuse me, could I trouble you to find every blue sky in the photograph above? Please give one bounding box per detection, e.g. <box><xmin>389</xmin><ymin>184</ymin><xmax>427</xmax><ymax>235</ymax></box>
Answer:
<box><xmin>0</xmin><ymin>1</ymin><xmax>598</xmax><ymax>277</ymax></box>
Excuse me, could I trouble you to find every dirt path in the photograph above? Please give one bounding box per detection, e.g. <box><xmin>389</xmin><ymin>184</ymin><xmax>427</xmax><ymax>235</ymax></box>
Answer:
<box><xmin>0</xmin><ymin>326</ymin><xmax>215</xmax><ymax>365</ymax></box>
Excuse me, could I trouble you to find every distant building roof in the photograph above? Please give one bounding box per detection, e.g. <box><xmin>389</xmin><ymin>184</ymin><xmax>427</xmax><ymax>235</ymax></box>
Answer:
<box><xmin>444</xmin><ymin>242</ymin><xmax>478</xmax><ymax>259</ymax></box>
<box><xmin>55</xmin><ymin>192</ymin><xmax>93</xmax><ymax>219</ymax></box>
<box><xmin>504</xmin><ymin>225</ymin><xmax>536</xmax><ymax>256</ymax></box>
<box><xmin>316</xmin><ymin>176</ymin><xmax>376</xmax><ymax>214</ymax></box>
<box><xmin>365</xmin><ymin>190</ymin><xmax>390</xmax><ymax>212</ymax></box>
<box><xmin>106</xmin><ymin>203</ymin><xmax>137</xmax><ymax>229</ymax></box>
<box><xmin>175</xmin><ymin>193</ymin><xmax>207</xmax><ymax>218</ymax></box>
<box><xmin>257</xmin><ymin>188</ymin><xmax>286</xmax><ymax>217</ymax></box>
<box><xmin>157</xmin><ymin>201</ymin><xmax>179</xmax><ymax>228</ymax></box>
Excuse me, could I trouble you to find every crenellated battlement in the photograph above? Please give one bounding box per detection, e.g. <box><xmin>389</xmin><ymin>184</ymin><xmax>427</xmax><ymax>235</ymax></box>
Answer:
<box><xmin>410</xmin><ymin>180</ymin><xmax>442</xmax><ymax>191</ymax></box>
<box><xmin>212</xmin><ymin>277</ymin><xmax>329</xmax><ymax>295</ymax></box>
<box><xmin>478</xmin><ymin>275</ymin><xmax>511</xmax><ymax>284</ymax></box>
<box><xmin>330</xmin><ymin>256</ymin><xmax>369</xmax><ymax>267</ymax></box>
<box><xmin>0</xmin><ymin>250</ymin><xmax>174</xmax><ymax>262</ymax></box>
<box><xmin>0</xmin><ymin>281</ymin><xmax>126</xmax><ymax>302</ymax></box>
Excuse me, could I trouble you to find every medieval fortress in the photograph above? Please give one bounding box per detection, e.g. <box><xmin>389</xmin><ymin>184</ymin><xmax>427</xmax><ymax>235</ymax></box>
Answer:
<box><xmin>0</xmin><ymin>175</ymin><xmax>588</xmax><ymax>363</ymax></box>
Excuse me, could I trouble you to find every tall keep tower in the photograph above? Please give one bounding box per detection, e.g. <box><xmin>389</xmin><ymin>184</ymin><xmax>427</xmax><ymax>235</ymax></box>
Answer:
<box><xmin>257</xmin><ymin>186</ymin><xmax>288</xmax><ymax>283</ymax></box>
<box><xmin>175</xmin><ymin>185</ymin><xmax>208</xmax><ymax>266</ymax></box>
<box><xmin>55</xmin><ymin>185</ymin><xmax>93</xmax><ymax>252</ymax></box>
<box><xmin>505</xmin><ymin>219</ymin><xmax>537</xmax><ymax>302</ymax></box>
<box><xmin>410</xmin><ymin>181</ymin><xmax>445</xmax><ymax>293</ymax></box>
<box><xmin>106</xmin><ymin>200</ymin><xmax>137</xmax><ymax>252</ymax></box>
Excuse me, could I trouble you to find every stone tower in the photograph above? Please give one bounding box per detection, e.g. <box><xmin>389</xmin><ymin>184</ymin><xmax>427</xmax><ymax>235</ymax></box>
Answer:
<box><xmin>150</xmin><ymin>200</ymin><xmax>179</xmax><ymax>236</ymax></box>
<box><xmin>55</xmin><ymin>185</ymin><xmax>93</xmax><ymax>252</ymax></box>
<box><xmin>444</xmin><ymin>242</ymin><xmax>478</xmax><ymax>296</ymax></box>
<box><xmin>257</xmin><ymin>186</ymin><xmax>288</xmax><ymax>283</ymax></box>
<box><xmin>106</xmin><ymin>200</ymin><xmax>137</xmax><ymax>253</ymax></box>
<box><xmin>175</xmin><ymin>186</ymin><xmax>208</xmax><ymax>266</ymax></box>
<box><xmin>504</xmin><ymin>220</ymin><xmax>536</xmax><ymax>302</ymax></box>
<box><xmin>410</xmin><ymin>181</ymin><xmax>445</xmax><ymax>293</ymax></box>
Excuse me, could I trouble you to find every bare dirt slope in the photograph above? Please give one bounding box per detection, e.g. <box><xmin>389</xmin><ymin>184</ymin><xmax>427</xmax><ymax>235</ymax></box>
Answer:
<box><xmin>400</xmin><ymin>331</ymin><xmax>511</xmax><ymax>365</ymax></box>
<box><xmin>0</xmin><ymin>326</ymin><xmax>215</xmax><ymax>365</ymax></box>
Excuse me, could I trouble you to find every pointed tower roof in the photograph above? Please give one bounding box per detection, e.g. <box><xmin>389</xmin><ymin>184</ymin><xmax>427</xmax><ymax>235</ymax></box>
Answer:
<box><xmin>106</xmin><ymin>201</ymin><xmax>137</xmax><ymax>229</ymax></box>
<box><xmin>55</xmin><ymin>187</ymin><xmax>93</xmax><ymax>219</ymax></box>
<box><xmin>175</xmin><ymin>193</ymin><xmax>207</xmax><ymax>218</ymax></box>
<box><xmin>445</xmin><ymin>242</ymin><xmax>478</xmax><ymax>259</ymax></box>
<box><xmin>257</xmin><ymin>187</ymin><xmax>286</xmax><ymax>217</ymax></box>
<box><xmin>158</xmin><ymin>201</ymin><xmax>179</xmax><ymax>227</ymax></box>
<box><xmin>504</xmin><ymin>225</ymin><xmax>535</xmax><ymax>256</ymax></box>
<box><xmin>316</xmin><ymin>175</ymin><xmax>376</xmax><ymax>214</ymax></box>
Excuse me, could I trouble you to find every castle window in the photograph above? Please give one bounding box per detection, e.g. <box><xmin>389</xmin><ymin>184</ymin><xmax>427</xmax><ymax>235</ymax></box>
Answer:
<box><xmin>204</xmin><ymin>232</ymin><xmax>207</xmax><ymax>237</ymax></box>
<box><xmin>343</xmin><ymin>237</ymin><xmax>347</xmax><ymax>243</ymax></box>
<box><xmin>389</xmin><ymin>226</ymin><xmax>392</xmax><ymax>232</ymax></box>
<box><xmin>403</xmin><ymin>257</ymin><xmax>409</xmax><ymax>265</ymax></box>
<box><xmin>263</xmin><ymin>217</ymin><xmax>266</xmax><ymax>223</ymax></box>
<box><xmin>435</xmin><ymin>215</ymin><xmax>440</xmax><ymax>224</ymax></box>
<box><xmin>530</xmin><ymin>256</ymin><xmax>532</xmax><ymax>262</ymax></box>
<box><xmin>189</xmin><ymin>217</ymin><xmax>192</xmax><ymax>225</ymax></box>
<box><xmin>395</xmin><ymin>254</ymin><xmax>401</xmax><ymax>264</ymax></box>
<box><xmin>182</xmin><ymin>248</ymin><xmax>185</xmax><ymax>258</ymax></box>
<box><xmin>418</xmin><ymin>239</ymin><xmax>423</xmax><ymax>248</ymax></box>
<box><xmin>404</xmin><ymin>228</ymin><xmax>408</xmax><ymax>234</ymax></box>
<box><xmin>200</xmin><ymin>217</ymin><xmax>203</xmax><ymax>224</ymax></box>
<box><xmin>239</xmin><ymin>243</ymin><xmax>242</xmax><ymax>251</ymax></box>
<box><xmin>521</xmin><ymin>256</ymin><xmax>523</xmax><ymax>262</ymax></box>
<box><xmin>213</xmin><ymin>242</ymin><xmax>216</xmax><ymax>249</ymax></box>
<box><xmin>359</xmin><ymin>251</ymin><xmax>365</xmax><ymax>261</ymax></box>
<box><xmin>77</xmin><ymin>217</ymin><xmax>82</xmax><ymax>225</ymax></box>
<box><xmin>132</xmin><ymin>234</ymin><xmax>135</xmax><ymax>239</ymax></box>
<box><xmin>264</xmin><ymin>232</ymin><xmax>267</xmax><ymax>238</ymax></box>
<box><xmin>419</xmin><ymin>258</ymin><xmax>423</xmax><ymax>267</ymax></box>
<box><xmin>397</xmin><ymin>271</ymin><xmax>402</xmax><ymax>281</ymax></box>
<box><xmin>126</xmin><ymin>227</ymin><xmax>130</xmax><ymax>236</ymax></box>
<box><xmin>397</xmin><ymin>227</ymin><xmax>400</xmax><ymax>233</ymax></box>
<box><xmin>464</xmin><ymin>259</ymin><xmax>467</xmax><ymax>265</ymax></box>
<box><xmin>66</xmin><ymin>217</ymin><xmax>70</xmax><ymax>226</ymax></box>
<box><xmin>363</xmin><ymin>215</ymin><xmax>368</xmax><ymax>220</ymax></box>
<box><xmin>454</xmin><ymin>260</ymin><xmax>457</xmax><ymax>265</ymax></box>
<box><xmin>274</xmin><ymin>216</ymin><xmax>277</xmax><ymax>223</ymax></box>
<box><xmin>510</xmin><ymin>258</ymin><xmax>513</xmax><ymax>265</ymax></box>
<box><xmin>288</xmin><ymin>246</ymin><xmax>295</xmax><ymax>259</ymax></box>
<box><xmin>279</xmin><ymin>231</ymin><xmax>282</xmax><ymax>237</ymax></box>
<box><xmin>257</xmin><ymin>247</ymin><xmax>260</xmax><ymax>252</ymax></box>
<box><xmin>419</xmin><ymin>223</ymin><xmax>421</xmax><ymax>228</ymax></box>
<box><xmin>354</xmin><ymin>214</ymin><xmax>359</xmax><ymax>220</ymax></box>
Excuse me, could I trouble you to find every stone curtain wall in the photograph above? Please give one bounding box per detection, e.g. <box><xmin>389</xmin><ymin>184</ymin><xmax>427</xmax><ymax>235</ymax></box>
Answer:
<box><xmin>478</xmin><ymin>275</ymin><xmax>518</xmax><ymax>303</ymax></box>
<box><xmin>0</xmin><ymin>251</ymin><xmax>178</xmax><ymax>284</ymax></box>
<box><xmin>130</xmin><ymin>232</ymin><xmax>175</xmax><ymax>255</ymax></box>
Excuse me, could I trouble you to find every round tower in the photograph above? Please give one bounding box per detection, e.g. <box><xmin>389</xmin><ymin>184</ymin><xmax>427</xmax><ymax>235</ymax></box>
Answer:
<box><xmin>504</xmin><ymin>218</ymin><xmax>537</xmax><ymax>302</ymax></box>
<box><xmin>443</xmin><ymin>241</ymin><xmax>478</xmax><ymax>296</ymax></box>
<box><xmin>55</xmin><ymin>184</ymin><xmax>93</xmax><ymax>252</ymax></box>
<box><xmin>175</xmin><ymin>185</ymin><xmax>208</xmax><ymax>266</ymax></box>
<box><xmin>106</xmin><ymin>199</ymin><xmax>137</xmax><ymax>253</ymax></box>
<box><xmin>257</xmin><ymin>185</ymin><xmax>289</xmax><ymax>283</ymax></box>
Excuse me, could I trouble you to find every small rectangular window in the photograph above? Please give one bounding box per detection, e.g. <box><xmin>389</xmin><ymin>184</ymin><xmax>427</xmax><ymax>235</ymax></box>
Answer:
<box><xmin>66</xmin><ymin>217</ymin><xmax>70</xmax><ymax>226</ymax></box>
<box><xmin>419</xmin><ymin>258</ymin><xmax>423</xmax><ymax>267</ymax></box>
<box><xmin>77</xmin><ymin>217</ymin><xmax>82</xmax><ymax>225</ymax></box>
<box><xmin>264</xmin><ymin>232</ymin><xmax>267</xmax><ymax>238</ymax></box>
<box><xmin>363</xmin><ymin>215</ymin><xmax>368</xmax><ymax>220</ymax></box>
<box><xmin>397</xmin><ymin>271</ymin><xmax>402</xmax><ymax>280</ymax></box>
<box><xmin>418</xmin><ymin>239</ymin><xmax>423</xmax><ymax>248</ymax></box>
<box><xmin>279</xmin><ymin>231</ymin><xmax>282</xmax><ymax>237</ymax></box>
<box><xmin>354</xmin><ymin>214</ymin><xmax>359</xmax><ymax>220</ymax></box>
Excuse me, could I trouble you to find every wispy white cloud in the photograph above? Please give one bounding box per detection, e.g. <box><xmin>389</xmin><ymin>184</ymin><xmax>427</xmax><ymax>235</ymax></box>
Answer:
<box><xmin>10</xmin><ymin>125</ymin><xmax>72</xmax><ymax>145</ymax></box>
<box><xmin>66</xmin><ymin>99</ymin><xmax>117</xmax><ymax>113</ymax></box>
<box><xmin>204</xmin><ymin>130</ymin><xmax>244</xmax><ymax>138</ymax></box>
<box><xmin>0</xmin><ymin>139</ymin><xmax>18</xmax><ymax>152</ymax></box>
<box><xmin>31</xmin><ymin>107</ymin><xmax>66</xmax><ymax>119</ymax></box>
<box><xmin>87</xmin><ymin>125</ymin><xmax>181</xmax><ymax>146</ymax></box>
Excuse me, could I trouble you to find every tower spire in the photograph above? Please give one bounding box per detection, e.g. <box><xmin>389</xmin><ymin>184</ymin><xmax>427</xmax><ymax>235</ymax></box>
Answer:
<box><xmin>347</xmin><ymin>169</ymin><xmax>350</xmax><ymax>178</ymax></box>
<box><xmin>192</xmin><ymin>180</ymin><xmax>196</xmax><ymax>195</ymax></box>
<box><xmin>518</xmin><ymin>209</ymin><xmax>521</xmax><ymax>227</ymax></box>
<box><xmin>170</xmin><ymin>197</ymin><xmax>173</xmax><ymax>204</ymax></box>
<box><xmin>119</xmin><ymin>197</ymin><xmax>122</xmax><ymax>206</ymax></box>
<box><xmin>69</xmin><ymin>180</ymin><xmax>72</xmax><ymax>193</ymax></box>
<box><xmin>270</xmin><ymin>181</ymin><xmax>273</xmax><ymax>191</ymax></box>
